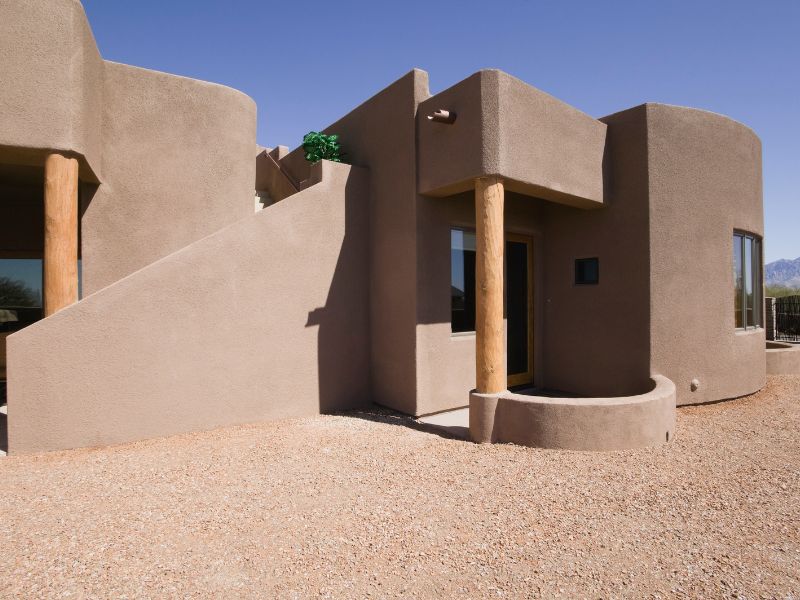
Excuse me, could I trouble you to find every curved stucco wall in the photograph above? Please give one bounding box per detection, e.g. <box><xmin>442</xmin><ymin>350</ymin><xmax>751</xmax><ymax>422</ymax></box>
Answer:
<box><xmin>647</xmin><ymin>104</ymin><xmax>765</xmax><ymax>405</ymax></box>
<box><xmin>0</xmin><ymin>0</ymin><xmax>257</xmax><ymax>292</ymax></box>
<box><xmin>82</xmin><ymin>62</ymin><xmax>256</xmax><ymax>292</ymax></box>
<box><xmin>7</xmin><ymin>162</ymin><xmax>369</xmax><ymax>454</ymax></box>
<box><xmin>469</xmin><ymin>376</ymin><xmax>676</xmax><ymax>451</ymax></box>
<box><xmin>766</xmin><ymin>342</ymin><xmax>800</xmax><ymax>375</ymax></box>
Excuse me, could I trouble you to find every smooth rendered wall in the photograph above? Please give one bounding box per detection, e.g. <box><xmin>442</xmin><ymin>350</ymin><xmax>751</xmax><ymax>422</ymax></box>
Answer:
<box><xmin>541</xmin><ymin>106</ymin><xmax>652</xmax><ymax>397</ymax></box>
<box><xmin>647</xmin><ymin>104</ymin><xmax>765</xmax><ymax>405</ymax></box>
<box><xmin>81</xmin><ymin>62</ymin><xmax>256</xmax><ymax>293</ymax></box>
<box><xmin>280</xmin><ymin>70</ymin><xmax>431</xmax><ymax>414</ymax></box>
<box><xmin>8</xmin><ymin>162</ymin><xmax>370</xmax><ymax>454</ymax></box>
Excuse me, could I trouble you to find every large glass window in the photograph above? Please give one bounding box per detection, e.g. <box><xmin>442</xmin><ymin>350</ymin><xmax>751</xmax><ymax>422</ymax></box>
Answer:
<box><xmin>733</xmin><ymin>232</ymin><xmax>762</xmax><ymax>329</ymax></box>
<box><xmin>451</xmin><ymin>230</ymin><xmax>476</xmax><ymax>333</ymax></box>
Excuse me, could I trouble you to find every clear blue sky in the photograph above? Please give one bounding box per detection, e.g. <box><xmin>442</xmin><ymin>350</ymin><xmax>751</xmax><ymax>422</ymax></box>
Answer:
<box><xmin>81</xmin><ymin>0</ymin><xmax>799</xmax><ymax>262</ymax></box>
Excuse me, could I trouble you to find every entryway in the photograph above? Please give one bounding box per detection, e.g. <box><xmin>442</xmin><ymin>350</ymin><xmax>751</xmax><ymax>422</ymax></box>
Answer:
<box><xmin>506</xmin><ymin>234</ymin><xmax>533</xmax><ymax>387</ymax></box>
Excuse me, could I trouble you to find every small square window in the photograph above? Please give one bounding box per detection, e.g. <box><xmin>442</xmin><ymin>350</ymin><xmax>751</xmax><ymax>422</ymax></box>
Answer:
<box><xmin>575</xmin><ymin>258</ymin><xmax>599</xmax><ymax>285</ymax></box>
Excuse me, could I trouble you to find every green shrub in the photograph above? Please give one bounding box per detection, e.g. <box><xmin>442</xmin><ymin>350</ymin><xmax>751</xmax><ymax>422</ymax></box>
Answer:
<box><xmin>766</xmin><ymin>284</ymin><xmax>800</xmax><ymax>298</ymax></box>
<box><xmin>302</xmin><ymin>131</ymin><xmax>343</xmax><ymax>163</ymax></box>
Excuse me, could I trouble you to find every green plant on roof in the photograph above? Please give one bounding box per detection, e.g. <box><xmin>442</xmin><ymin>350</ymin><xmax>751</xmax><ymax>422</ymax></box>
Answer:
<box><xmin>302</xmin><ymin>131</ymin><xmax>343</xmax><ymax>163</ymax></box>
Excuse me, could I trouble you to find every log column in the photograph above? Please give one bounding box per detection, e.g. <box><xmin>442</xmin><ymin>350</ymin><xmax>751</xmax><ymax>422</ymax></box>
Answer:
<box><xmin>43</xmin><ymin>153</ymin><xmax>79</xmax><ymax>316</ymax></box>
<box><xmin>475</xmin><ymin>176</ymin><xmax>505</xmax><ymax>393</ymax></box>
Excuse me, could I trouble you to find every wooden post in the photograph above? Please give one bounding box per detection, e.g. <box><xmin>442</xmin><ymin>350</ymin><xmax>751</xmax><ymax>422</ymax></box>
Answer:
<box><xmin>43</xmin><ymin>153</ymin><xmax>79</xmax><ymax>316</ymax></box>
<box><xmin>475</xmin><ymin>176</ymin><xmax>505</xmax><ymax>393</ymax></box>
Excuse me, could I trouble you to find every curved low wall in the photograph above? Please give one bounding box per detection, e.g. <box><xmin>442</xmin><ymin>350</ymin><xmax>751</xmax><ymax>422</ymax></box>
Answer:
<box><xmin>469</xmin><ymin>375</ymin><xmax>676</xmax><ymax>451</ymax></box>
<box><xmin>766</xmin><ymin>342</ymin><xmax>800</xmax><ymax>375</ymax></box>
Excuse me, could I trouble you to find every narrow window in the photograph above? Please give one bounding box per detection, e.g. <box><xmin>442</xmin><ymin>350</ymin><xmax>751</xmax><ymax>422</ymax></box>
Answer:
<box><xmin>575</xmin><ymin>257</ymin><xmax>599</xmax><ymax>285</ymax></box>
<box><xmin>451</xmin><ymin>229</ymin><xmax>476</xmax><ymax>333</ymax></box>
<box><xmin>733</xmin><ymin>232</ymin><xmax>763</xmax><ymax>329</ymax></box>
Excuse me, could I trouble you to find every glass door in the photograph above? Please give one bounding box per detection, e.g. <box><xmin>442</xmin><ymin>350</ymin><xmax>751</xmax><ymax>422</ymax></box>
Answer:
<box><xmin>506</xmin><ymin>235</ymin><xmax>533</xmax><ymax>387</ymax></box>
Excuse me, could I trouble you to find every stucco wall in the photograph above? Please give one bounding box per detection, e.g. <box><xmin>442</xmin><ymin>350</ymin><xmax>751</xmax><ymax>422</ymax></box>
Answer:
<box><xmin>7</xmin><ymin>162</ymin><xmax>369</xmax><ymax>454</ymax></box>
<box><xmin>81</xmin><ymin>62</ymin><xmax>256</xmax><ymax>293</ymax></box>
<box><xmin>417</xmin><ymin>70</ymin><xmax>607</xmax><ymax>209</ymax></box>
<box><xmin>469</xmin><ymin>375</ymin><xmax>676</xmax><ymax>451</ymax></box>
<box><xmin>766</xmin><ymin>342</ymin><xmax>800</xmax><ymax>375</ymax></box>
<box><xmin>0</xmin><ymin>0</ymin><xmax>104</xmax><ymax>179</ymax></box>
<box><xmin>280</xmin><ymin>70</ymin><xmax>431</xmax><ymax>414</ymax></box>
<box><xmin>0</xmin><ymin>0</ymin><xmax>257</xmax><ymax>295</ymax></box>
<box><xmin>539</xmin><ymin>106</ymin><xmax>652</xmax><ymax>397</ymax></box>
<box><xmin>647</xmin><ymin>104</ymin><xmax>765</xmax><ymax>405</ymax></box>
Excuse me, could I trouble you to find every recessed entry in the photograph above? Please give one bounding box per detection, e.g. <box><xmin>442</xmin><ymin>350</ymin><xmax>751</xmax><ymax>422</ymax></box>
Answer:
<box><xmin>575</xmin><ymin>257</ymin><xmax>599</xmax><ymax>285</ymax></box>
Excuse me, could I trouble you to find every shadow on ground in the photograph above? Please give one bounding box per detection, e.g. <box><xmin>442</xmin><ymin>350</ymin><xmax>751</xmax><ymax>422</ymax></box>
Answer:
<box><xmin>335</xmin><ymin>406</ymin><xmax>468</xmax><ymax>441</ymax></box>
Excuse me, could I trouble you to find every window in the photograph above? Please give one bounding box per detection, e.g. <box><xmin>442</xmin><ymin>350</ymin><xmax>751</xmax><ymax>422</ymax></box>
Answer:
<box><xmin>0</xmin><ymin>258</ymin><xmax>43</xmax><ymax>332</ymax></box>
<box><xmin>733</xmin><ymin>232</ymin><xmax>762</xmax><ymax>329</ymax></box>
<box><xmin>451</xmin><ymin>229</ymin><xmax>476</xmax><ymax>333</ymax></box>
<box><xmin>575</xmin><ymin>257</ymin><xmax>599</xmax><ymax>285</ymax></box>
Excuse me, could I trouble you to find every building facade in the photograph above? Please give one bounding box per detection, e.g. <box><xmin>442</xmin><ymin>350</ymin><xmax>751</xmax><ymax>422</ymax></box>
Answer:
<box><xmin>1</xmin><ymin>0</ymin><xmax>768</xmax><ymax>453</ymax></box>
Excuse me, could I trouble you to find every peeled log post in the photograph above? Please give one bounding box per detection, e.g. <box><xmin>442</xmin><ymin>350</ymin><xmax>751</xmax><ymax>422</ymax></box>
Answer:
<box><xmin>475</xmin><ymin>176</ymin><xmax>505</xmax><ymax>393</ymax></box>
<box><xmin>43</xmin><ymin>153</ymin><xmax>79</xmax><ymax>316</ymax></box>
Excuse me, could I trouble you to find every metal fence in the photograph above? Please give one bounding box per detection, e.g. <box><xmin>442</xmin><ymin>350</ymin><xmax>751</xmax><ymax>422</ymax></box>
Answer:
<box><xmin>775</xmin><ymin>295</ymin><xmax>800</xmax><ymax>342</ymax></box>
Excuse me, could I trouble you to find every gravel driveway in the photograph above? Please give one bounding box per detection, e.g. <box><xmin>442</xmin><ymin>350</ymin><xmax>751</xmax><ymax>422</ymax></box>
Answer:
<box><xmin>1</xmin><ymin>376</ymin><xmax>798</xmax><ymax>599</ymax></box>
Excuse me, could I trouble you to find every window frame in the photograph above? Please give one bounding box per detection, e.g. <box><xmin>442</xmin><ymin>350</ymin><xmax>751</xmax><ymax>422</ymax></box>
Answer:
<box><xmin>733</xmin><ymin>231</ymin><xmax>763</xmax><ymax>330</ymax></box>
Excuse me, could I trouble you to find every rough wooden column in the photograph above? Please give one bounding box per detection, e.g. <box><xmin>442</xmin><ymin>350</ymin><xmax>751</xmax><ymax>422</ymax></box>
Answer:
<box><xmin>475</xmin><ymin>176</ymin><xmax>505</xmax><ymax>393</ymax></box>
<box><xmin>43</xmin><ymin>153</ymin><xmax>79</xmax><ymax>316</ymax></box>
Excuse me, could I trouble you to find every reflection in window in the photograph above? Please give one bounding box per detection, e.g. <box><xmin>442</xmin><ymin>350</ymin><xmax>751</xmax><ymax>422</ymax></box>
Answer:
<box><xmin>733</xmin><ymin>232</ymin><xmax>762</xmax><ymax>329</ymax></box>
<box><xmin>575</xmin><ymin>257</ymin><xmax>599</xmax><ymax>285</ymax></box>
<box><xmin>451</xmin><ymin>230</ymin><xmax>476</xmax><ymax>333</ymax></box>
<box><xmin>0</xmin><ymin>259</ymin><xmax>43</xmax><ymax>332</ymax></box>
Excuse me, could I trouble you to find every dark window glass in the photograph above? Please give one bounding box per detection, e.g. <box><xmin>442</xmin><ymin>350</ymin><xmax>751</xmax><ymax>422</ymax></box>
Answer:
<box><xmin>733</xmin><ymin>232</ymin><xmax>762</xmax><ymax>329</ymax></box>
<box><xmin>733</xmin><ymin>236</ymin><xmax>743</xmax><ymax>327</ymax></box>
<box><xmin>0</xmin><ymin>258</ymin><xmax>43</xmax><ymax>332</ymax></box>
<box><xmin>451</xmin><ymin>230</ymin><xmax>476</xmax><ymax>333</ymax></box>
<box><xmin>506</xmin><ymin>240</ymin><xmax>528</xmax><ymax>375</ymax></box>
<box><xmin>575</xmin><ymin>258</ymin><xmax>599</xmax><ymax>285</ymax></box>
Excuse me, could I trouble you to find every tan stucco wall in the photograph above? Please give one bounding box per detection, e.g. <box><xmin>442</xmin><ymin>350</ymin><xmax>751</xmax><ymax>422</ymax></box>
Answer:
<box><xmin>647</xmin><ymin>104</ymin><xmax>765</xmax><ymax>405</ymax></box>
<box><xmin>82</xmin><ymin>62</ymin><xmax>256</xmax><ymax>293</ymax></box>
<box><xmin>413</xmin><ymin>106</ymin><xmax>652</xmax><ymax>412</ymax></box>
<box><xmin>280</xmin><ymin>70</ymin><xmax>431</xmax><ymax>415</ymax></box>
<box><xmin>8</xmin><ymin>162</ymin><xmax>369</xmax><ymax>454</ymax></box>
<box><xmin>540</xmin><ymin>106</ymin><xmax>653</xmax><ymax>397</ymax></box>
<box><xmin>766</xmin><ymin>343</ymin><xmax>800</xmax><ymax>375</ymax></box>
<box><xmin>0</xmin><ymin>0</ymin><xmax>103</xmax><ymax>179</ymax></box>
<box><xmin>469</xmin><ymin>375</ymin><xmax>676</xmax><ymax>451</ymax></box>
<box><xmin>0</xmin><ymin>0</ymin><xmax>257</xmax><ymax>295</ymax></box>
<box><xmin>417</xmin><ymin>70</ymin><xmax>607</xmax><ymax>208</ymax></box>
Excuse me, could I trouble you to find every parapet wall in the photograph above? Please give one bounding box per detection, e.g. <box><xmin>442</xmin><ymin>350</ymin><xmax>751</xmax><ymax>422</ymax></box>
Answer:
<box><xmin>417</xmin><ymin>70</ymin><xmax>607</xmax><ymax>208</ymax></box>
<box><xmin>766</xmin><ymin>342</ymin><xmax>800</xmax><ymax>375</ymax></box>
<box><xmin>469</xmin><ymin>375</ymin><xmax>676</xmax><ymax>451</ymax></box>
<box><xmin>8</xmin><ymin>162</ymin><xmax>369</xmax><ymax>454</ymax></box>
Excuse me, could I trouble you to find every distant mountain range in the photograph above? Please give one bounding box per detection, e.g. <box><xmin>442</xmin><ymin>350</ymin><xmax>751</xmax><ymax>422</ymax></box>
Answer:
<box><xmin>765</xmin><ymin>257</ymin><xmax>800</xmax><ymax>288</ymax></box>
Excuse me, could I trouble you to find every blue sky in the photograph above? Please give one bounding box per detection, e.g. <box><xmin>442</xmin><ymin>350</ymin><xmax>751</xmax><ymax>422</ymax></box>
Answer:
<box><xmin>81</xmin><ymin>0</ymin><xmax>799</xmax><ymax>262</ymax></box>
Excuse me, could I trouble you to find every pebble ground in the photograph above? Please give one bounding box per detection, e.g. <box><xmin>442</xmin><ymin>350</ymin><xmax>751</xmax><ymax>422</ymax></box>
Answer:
<box><xmin>0</xmin><ymin>376</ymin><xmax>798</xmax><ymax>599</ymax></box>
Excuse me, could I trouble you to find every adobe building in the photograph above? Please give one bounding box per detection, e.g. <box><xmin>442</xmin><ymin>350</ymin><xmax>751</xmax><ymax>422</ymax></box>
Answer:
<box><xmin>1</xmin><ymin>0</ymin><xmax>782</xmax><ymax>454</ymax></box>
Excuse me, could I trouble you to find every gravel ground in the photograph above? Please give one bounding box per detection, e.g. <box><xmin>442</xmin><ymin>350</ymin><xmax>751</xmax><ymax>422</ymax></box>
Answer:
<box><xmin>0</xmin><ymin>376</ymin><xmax>798</xmax><ymax>599</ymax></box>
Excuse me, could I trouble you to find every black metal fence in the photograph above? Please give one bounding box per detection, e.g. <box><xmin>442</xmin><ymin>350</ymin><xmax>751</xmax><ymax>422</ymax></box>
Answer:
<box><xmin>775</xmin><ymin>295</ymin><xmax>800</xmax><ymax>342</ymax></box>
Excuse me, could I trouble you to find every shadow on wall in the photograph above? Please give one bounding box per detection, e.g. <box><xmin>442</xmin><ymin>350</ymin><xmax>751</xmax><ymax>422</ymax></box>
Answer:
<box><xmin>306</xmin><ymin>169</ymin><xmax>371</xmax><ymax>413</ymax></box>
